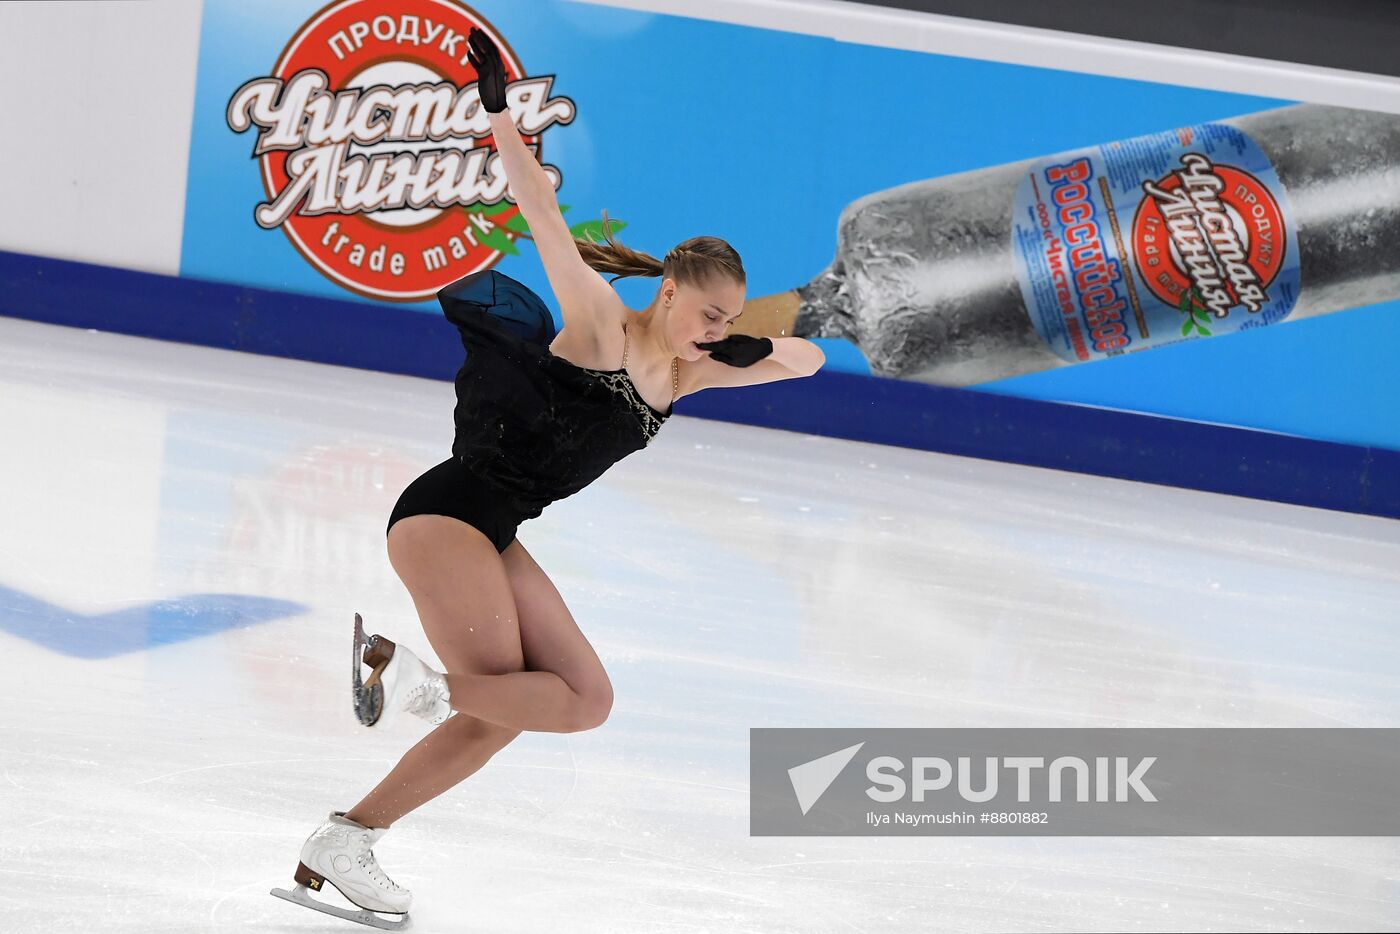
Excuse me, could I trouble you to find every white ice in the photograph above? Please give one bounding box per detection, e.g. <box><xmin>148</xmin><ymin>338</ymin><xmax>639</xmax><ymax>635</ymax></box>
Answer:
<box><xmin>2</xmin><ymin>314</ymin><xmax>1398</xmax><ymax>933</ymax></box>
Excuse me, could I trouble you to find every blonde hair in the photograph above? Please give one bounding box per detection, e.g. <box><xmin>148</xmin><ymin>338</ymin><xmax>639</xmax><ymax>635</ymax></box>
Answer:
<box><xmin>573</xmin><ymin>210</ymin><xmax>745</xmax><ymax>289</ymax></box>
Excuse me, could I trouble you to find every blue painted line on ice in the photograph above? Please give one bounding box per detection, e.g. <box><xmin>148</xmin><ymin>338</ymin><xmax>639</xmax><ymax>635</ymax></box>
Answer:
<box><xmin>0</xmin><ymin>585</ymin><xmax>305</xmax><ymax>659</ymax></box>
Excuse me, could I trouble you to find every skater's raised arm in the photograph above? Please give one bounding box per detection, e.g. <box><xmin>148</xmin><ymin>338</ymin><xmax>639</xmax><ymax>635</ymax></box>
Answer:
<box><xmin>469</xmin><ymin>28</ymin><xmax>618</xmax><ymax>334</ymax></box>
<box><xmin>485</xmin><ymin>105</ymin><xmax>559</xmax><ymax>207</ymax></box>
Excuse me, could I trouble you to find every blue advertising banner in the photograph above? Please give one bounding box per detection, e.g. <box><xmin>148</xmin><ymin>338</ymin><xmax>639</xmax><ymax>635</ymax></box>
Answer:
<box><xmin>181</xmin><ymin>0</ymin><xmax>1400</xmax><ymax>452</ymax></box>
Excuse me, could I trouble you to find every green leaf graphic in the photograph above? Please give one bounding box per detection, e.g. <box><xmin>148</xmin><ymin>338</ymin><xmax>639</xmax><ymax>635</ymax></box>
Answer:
<box><xmin>458</xmin><ymin>201</ymin><xmax>616</xmax><ymax>256</ymax></box>
<box><xmin>1177</xmin><ymin>287</ymin><xmax>1217</xmax><ymax>337</ymax></box>
<box><xmin>571</xmin><ymin>218</ymin><xmax>627</xmax><ymax>243</ymax></box>
<box><xmin>477</xmin><ymin>223</ymin><xmax>520</xmax><ymax>256</ymax></box>
<box><xmin>466</xmin><ymin>203</ymin><xmax>577</xmax><ymax>243</ymax></box>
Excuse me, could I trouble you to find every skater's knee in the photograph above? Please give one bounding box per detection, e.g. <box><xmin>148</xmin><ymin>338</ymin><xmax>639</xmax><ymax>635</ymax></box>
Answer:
<box><xmin>563</xmin><ymin>683</ymin><xmax>614</xmax><ymax>733</ymax></box>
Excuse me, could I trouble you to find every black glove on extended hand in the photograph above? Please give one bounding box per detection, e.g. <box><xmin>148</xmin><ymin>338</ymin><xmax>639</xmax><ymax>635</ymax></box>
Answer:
<box><xmin>467</xmin><ymin>28</ymin><xmax>508</xmax><ymax>113</ymax></box>
<box><xmin>696</xmin><ymin>335</ymin><xmax>774</xmax><ymax>368</ymax></box>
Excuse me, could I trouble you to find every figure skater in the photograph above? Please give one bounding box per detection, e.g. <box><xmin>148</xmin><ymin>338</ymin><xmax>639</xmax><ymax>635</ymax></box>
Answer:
<box><xmin>270</xmin><ymin>28</ymin><xmax>824</xmax><ymax>929</ymax></box>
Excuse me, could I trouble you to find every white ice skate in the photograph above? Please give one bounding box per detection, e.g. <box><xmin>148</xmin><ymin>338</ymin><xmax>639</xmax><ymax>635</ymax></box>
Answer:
<box><xmin>352</xmin><ymin>613</ymin><xmax>451</xmax><ymax>729</ymax></box>
<box><xmin>269</xmin><ymin>811</ymin><xmax>411</xmax><ymax>930</ymax></box>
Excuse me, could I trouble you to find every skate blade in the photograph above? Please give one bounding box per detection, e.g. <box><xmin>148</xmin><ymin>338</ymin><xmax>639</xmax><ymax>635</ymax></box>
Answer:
<box><xmin>352</xmin><ymin>612</ymin><xmax>385</xmax><ymax>727</ymax></box>
<box><xmin>271</xmin><ymin>884</ymin><xmax>411</xmax><ymax>930</ymax></box>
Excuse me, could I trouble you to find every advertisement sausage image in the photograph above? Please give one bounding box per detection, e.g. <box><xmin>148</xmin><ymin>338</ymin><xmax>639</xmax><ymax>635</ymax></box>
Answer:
<box><xmin>737</xmin><ymin>104</ymin><xmax>1400</xmax><ymax>386</ymax></box>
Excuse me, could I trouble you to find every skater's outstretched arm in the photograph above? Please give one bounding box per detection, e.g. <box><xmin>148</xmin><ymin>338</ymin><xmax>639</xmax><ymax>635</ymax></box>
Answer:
<box><xmin>469</xmin><ymin>28</ymin><xmax>619</xmax><ymax>339</ymax></box>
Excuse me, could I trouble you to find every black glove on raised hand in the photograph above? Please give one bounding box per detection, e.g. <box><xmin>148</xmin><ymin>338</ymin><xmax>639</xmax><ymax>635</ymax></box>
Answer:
<box><xmin>467</xmin><ymin>28</ymin><xmax>508</xmax><ymax>113</ymax></box>
<box><xmin>696</xmin><ymin>335</ymin><xmax>774</xmax><ymax>368</ymax></box>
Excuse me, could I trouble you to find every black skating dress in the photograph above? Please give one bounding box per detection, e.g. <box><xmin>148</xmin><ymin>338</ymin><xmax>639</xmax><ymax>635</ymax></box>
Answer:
<box><xmin>386</xmin><ymin>269</ymin><xmax>676</xmax><ymax>552</ymax></box>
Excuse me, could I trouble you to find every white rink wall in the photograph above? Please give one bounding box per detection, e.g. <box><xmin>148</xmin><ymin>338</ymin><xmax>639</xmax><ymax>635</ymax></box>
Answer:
<box><xmin>0</xmin><ymin>0</ymin><xmax>204</xmax><ymax>275</ymax></box>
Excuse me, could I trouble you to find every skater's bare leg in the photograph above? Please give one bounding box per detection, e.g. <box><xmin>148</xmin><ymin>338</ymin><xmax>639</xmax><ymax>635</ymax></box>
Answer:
<box><xmin>385</xmin><ymin>517</ymin><xmax>614</xmax><ymax>733</ymax></box>
<box><xmin>345</xmin><ymin>713</ymin><xmax>518</xmax><ymax>828</ymax></box>
<box><xmin>345</xmin><ymin>517</ymin><xmax>613</xmax><ymax>827</ymax></box>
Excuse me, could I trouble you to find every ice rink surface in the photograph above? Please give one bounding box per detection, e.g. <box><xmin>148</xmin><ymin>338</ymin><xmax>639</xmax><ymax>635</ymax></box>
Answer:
<box><xmin>2</xmin><ymin>314</ymin><xmax>1399</xmax><ymax>933</ymax></box>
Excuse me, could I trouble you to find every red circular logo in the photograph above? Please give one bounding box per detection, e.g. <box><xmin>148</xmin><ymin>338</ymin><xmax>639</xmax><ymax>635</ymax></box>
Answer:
<box><xmin>228</xmin><ymin>0</ymin><xmax>573</xmax><ymax>301</ymax></box>
<box><xmin>1130</xmin><ymin>164</ymin><xmax>1288</xmax><ymax>312</ymax></box>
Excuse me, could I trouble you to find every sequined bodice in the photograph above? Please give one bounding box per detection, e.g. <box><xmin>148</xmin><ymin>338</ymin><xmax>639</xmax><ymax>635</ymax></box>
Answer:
<box><xmin>437</xmin><ymin>270</ymin><xmax>674</xmax><ymax>520</ymax></box>
<box><xmin>548</xmin><ymin>321</ymin><xmax>676</xmax><ymax>437</ymax></box>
